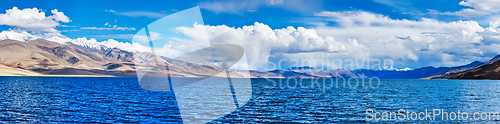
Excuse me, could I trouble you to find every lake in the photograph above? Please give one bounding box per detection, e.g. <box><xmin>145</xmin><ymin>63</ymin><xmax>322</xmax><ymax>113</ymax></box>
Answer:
<box><xmin>1</xmin><ymin>77</ymin><xmax>500</xmax><ymax>123</ymax></box>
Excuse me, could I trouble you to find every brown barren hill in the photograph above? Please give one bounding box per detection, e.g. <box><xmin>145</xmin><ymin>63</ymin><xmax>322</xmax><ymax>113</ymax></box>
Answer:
<box><xmin>0</xmin><ymin>39</ymin><xmax>237</xmax><ymax>77</ymax></box>
<box><xmin>451</xmin><ymin>59</ymin><xmax>500</xmax><ymax>79</ymax></box>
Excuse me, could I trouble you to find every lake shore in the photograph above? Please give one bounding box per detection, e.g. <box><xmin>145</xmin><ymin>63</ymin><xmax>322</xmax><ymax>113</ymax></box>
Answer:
<box><xmin>0</xmin><ymin>64</ymin><xmax>115</xmax><ymax>77</ymax></box>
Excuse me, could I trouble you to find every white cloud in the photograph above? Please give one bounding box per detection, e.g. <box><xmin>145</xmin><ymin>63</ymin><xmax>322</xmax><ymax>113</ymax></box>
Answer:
<box><xmin>60</xmin><ymin>29</ymin><xmax>80</xmax><ymax>32</ymax></box>
<box><xmin>0</xmin><ymin>7</ymin><xmax>71</xmax><ymax>33</ymax></box>
<box><xmin>4</xmin><ymin>14</ymin><xmax>499</xmax><ymax>71</ymax></box>
<box><xmin>4</xmin><ymin>6</ymin><xmax>500</xmax><ymax>71</ymax></box>
<box><xmin>105</xmin><ymin>9</ymin><xmax>166</xmax><ymax>18</ymax></box>
<box><xmin>122</xmin><ymin>16</ymin><xmax>500</xmax><ymax>70</ymax></box>
<box><xmin>87</xmin><ymin>34</ymin><xmax>135</xmax><ymax>40</ymax></box>
<box><xmin>132</xmin><ymin>32</ymin><xmax>162</xmax><ymax>42</ymax></box>
<box><xmin>86</xmin><ymin>33</ymin><xmax>162</xmax><ymax>42</ymax></box>
<box><xmin>60</xmin><ymin>25</ymin><xmax>76</xmax><ymax>27</ymax></box>
<box><xmin>0</xmin><ymin>7</ymin><xmax>159</xmax><ymax>61</ymax></box>
<box><xmin>0</xmin><ymin>30</ymin><xmax>41</xmax><ymax>41</ymax></box>
<box><xmin>0</xmin><ymin>30</ymin><xmax>148</xmax><ymax>52</ymax></box>
<box><xmin>0</xmin><ymin>7</ymin><xmax>152</xmax><ymax>61</ymax></box>
<box><xmin>50</xmin><ymin>9</ymin><xmax>70</xmax><ymax>22</ymax></box>
<box><xmin>440</xmin><ymin>0</ymin><xmax>500</xmax><ymax>17</ymax></box>
<box><xmin>174</xmin><ymin>22</ymin><xmax>346</xmax><ymax>70</ymax></box>
<box><xmin>312</xmin><ymin>11</ymin><xmax>500</xmax><ymax>69</ymax></box>
<box><xmin>47</xmin><ymin>36</ymin><xmax>149</xmax><ymax>52</ymax></box>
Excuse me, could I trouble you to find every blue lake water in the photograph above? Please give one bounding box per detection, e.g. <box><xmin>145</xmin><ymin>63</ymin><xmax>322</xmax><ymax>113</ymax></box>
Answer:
<box><xmin>1</xmin><ymin>77</ymin><xmax>500</xmax><ymax>123</ymax></box>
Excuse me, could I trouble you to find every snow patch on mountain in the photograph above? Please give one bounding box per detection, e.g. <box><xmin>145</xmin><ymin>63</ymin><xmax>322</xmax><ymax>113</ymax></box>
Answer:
<box><xmin>0</xmin><ymin>30</ymin><xmax>148</xmax><ymax>53</ymax></box>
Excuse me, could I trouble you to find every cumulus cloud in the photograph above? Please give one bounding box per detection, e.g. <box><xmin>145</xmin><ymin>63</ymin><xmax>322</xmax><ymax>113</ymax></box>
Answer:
<box><xmin>4</xmin><ymin>14</ymin><xmax>500</xmax><ymax>71</ymax></box>
<box><xmin>312</xmin><ymin>11</ymin><xmax>500</xmax><ymax>69</ymax></box>
<box><xmin>4</xmin><ymin>6</ymin><xmax>500</xmax><ymax>71</ymax></box>
<box><xmin>172</xmin><ymin>22</ymin><xmax>346</xmax><ymax>70</ymax></box>
<box><xmin>50</xmin><ymin>9</ymin><xmax>70</xmax><ymax>22</ymax></box>
<box><xmin>440</xmin><ymin>0</ymin><xmax>500</xmax><ymax>17</ymax></box>
<box><xmin>0</xmin><ymin>30</ymin><xmax>41</xmax><ymax>41</ymax></box>
<box><xmin>0</xmin><ymin>7</ymin><xmax>152</xmax><ymax>61</ymax></box>
<box><xmin>121</xmin><ymin>15</ymin><xmax>500</xmax><ymax>70</ymax></box>
<box><xmin>0</xmin><ymin>7</ymin><xmax>70</xmax><ymax>33</ymax></box>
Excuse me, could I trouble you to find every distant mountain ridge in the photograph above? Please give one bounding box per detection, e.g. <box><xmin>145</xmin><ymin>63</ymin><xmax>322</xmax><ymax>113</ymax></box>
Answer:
<box><xmin>0</xmin><ymin>39</ymin><xmax>361</xmax><ymax>78</ymax></box>
<box><xmin>445</xmin><ymin>54</ymin><xmax>500</xmax><ymax>79</ymax></box>
<box><xmin>355</xmin><ymin>61</ymin><xmax>484</xmax><ymax>79</ymax></box>
<box><xmin>428</xmin><ymin>54</ymin><xmax>500</xmax><ymax>79</ymax></box>
<box><xmin>1</xmin><ymin>38</ymin><xmax>497</xmax><ymax>79</ymax></box>
<box><xmin>287</xmin><ymin>66</ymin><xmax>316</xmax><ymax>70</ymax></box>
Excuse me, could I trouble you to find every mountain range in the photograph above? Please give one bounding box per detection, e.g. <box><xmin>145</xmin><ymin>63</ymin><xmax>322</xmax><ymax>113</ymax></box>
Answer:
<box><xmin>446</xmin><ymin>54</ymin><xmax>500</xmax><ymax>79</ymax></box>
<box><xmin>1</xmin><ymin>39</ymin><xmax>500</xmax><ymax>79</ymax></box>
<box><xmin>355</xmin><ymin>61</ymin><xmax>484</xmax><ymax>79</ymax></box>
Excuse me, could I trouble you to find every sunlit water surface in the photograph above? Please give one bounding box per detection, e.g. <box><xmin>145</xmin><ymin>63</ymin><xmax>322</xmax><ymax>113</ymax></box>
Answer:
<box><xmin>1</xmin><ymin>77</ymin><xmax>499</xmax><ymax>123</ymax></box>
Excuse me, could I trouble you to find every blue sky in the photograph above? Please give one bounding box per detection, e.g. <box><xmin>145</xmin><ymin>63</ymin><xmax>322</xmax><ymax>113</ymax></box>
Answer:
<box><xmin>0</xmin><ymin>0</ymin><xmax>478</xmax><ymax>41</ymax></box>
<box><xmin>2</xmin><ymin>0</ymin><xmax>500</xmax><ymax>70</ymax></box>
